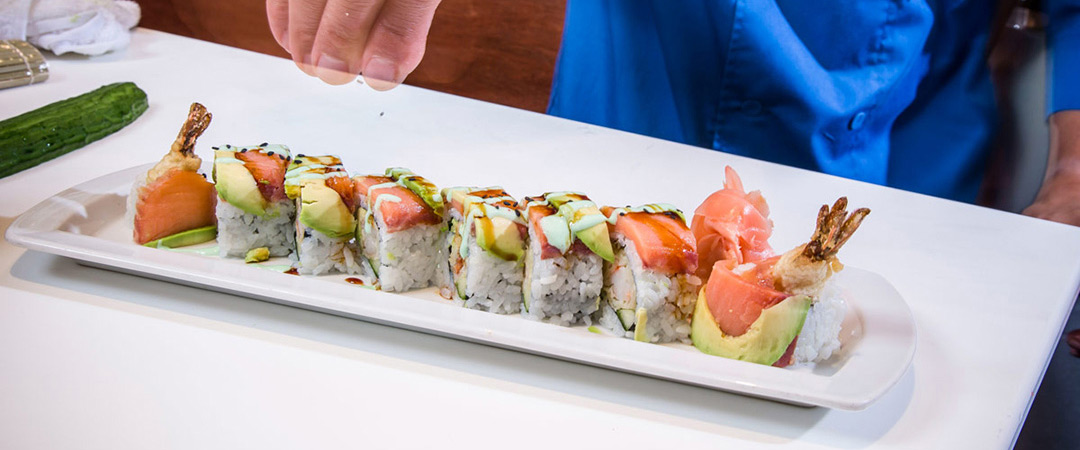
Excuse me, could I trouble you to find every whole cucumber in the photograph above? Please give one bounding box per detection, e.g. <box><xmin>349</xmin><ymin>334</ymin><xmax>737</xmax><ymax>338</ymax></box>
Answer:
<box><xmin>0</xmin><ymin>82</ymin><xmax>148</xmax><ymax>178</ymax></box>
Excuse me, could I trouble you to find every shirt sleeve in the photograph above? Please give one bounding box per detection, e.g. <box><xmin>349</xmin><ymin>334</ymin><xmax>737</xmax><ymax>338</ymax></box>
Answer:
<box><xmin>1047</xmin><ymin>0</ymin><xmax>1080</xmax><ymax>114</ymax></box>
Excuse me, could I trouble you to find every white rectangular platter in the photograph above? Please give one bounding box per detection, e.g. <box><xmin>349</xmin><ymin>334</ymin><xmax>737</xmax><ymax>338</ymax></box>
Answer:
<box><xmin>6</xmin><ymin>163</ymin><xmax>916</xmax><ymax>410</ymax></box>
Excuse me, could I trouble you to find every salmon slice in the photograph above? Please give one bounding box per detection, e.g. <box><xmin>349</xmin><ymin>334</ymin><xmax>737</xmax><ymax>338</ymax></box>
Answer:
<box><xmin>353</xmin><ymin>175</ymin><xmax>393</xmax><ymax>202</ymax></box>
<box><xmin>691</xmin><ymin>166</ymin><xmax>774</xmax><ymax>280</ymax></box>
<box><xmin>704</xmin><ymin>260</ymin><xmax>789</xmax><ymax>336</ymax></box>
<box><xmin>326</xmin><ymin>173</ymin><xmax>358</xmax><ymax>212</ymax></box>
<box><xmin>236</xmin><ymin>150</ymin><xmax>288</xmax><ymax>202</ymax></box>
<box><xmin>134</xmin><ymin>170</ymin><xmax>216</xmax><ymax>244</ymax></box>
<box><xmin>614</xmin><ymin>211</ymin><xmax>697</xmax><ymax>275</ymax></box>
<box><xmin>527</xmin><ymin>204</ymin><xmax>563</xmax><ymax>259</ymax></box>
<box><xmin>354</xmin><ymin>175</ymin><xmax>440</xmax><ymax>233</ymax></box>
<box><xmin>450</xmin><ymin>188</ymin><xmax>514</xmax><ymax>215</ymax></box>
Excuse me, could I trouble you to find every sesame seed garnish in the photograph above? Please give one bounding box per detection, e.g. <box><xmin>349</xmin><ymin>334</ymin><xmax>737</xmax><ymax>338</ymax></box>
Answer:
<box><xmin>294</xmin><ymin>159</ymin><xmax>303</xmax><ymax>164</ymax></box>
<box><xmin>267</xmin><ymin>151</ymin><xmax>275</xmax><ymax>156</ymax></box>
<box><xmin>212</xmin><ymin>146</ymin><xmax>219</xmax><ymax>150</ymax></box>
<box><xmin>239</xmin><ymin>148</ymin><xmax>247</xmax><ymax>153</ymax></box>
<box><xmin>260</xmin><ymin>142</ymin><xmax>268</xmax><ymax>147</ymax></box>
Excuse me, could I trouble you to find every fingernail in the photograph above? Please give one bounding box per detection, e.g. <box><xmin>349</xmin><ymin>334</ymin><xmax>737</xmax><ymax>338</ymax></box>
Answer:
<box><xmin>363</xmin><ymin>56</ymin><xmax>400</xmax><ymax>91</ymax></box>
<box><xmin>315</xmin><ymin>53</ymin><xmax>355</xmax><ymax>84</ymax></box>
<box><xmin>296</xmin><ymin>54</ymin><xmax>315</xmax><ymax>76</ymax></box>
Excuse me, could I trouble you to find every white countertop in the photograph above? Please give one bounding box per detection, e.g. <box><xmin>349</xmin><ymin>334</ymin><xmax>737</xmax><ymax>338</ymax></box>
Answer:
<box><xmin>2</xmin><ymin>29</ymin><xmax>1079</xmax><ymax>449</ymax></box>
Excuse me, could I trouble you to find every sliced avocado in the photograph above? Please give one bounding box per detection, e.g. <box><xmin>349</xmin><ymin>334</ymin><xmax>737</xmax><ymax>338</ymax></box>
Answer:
<box><xmin>387</xmin><ymin>168</ymin><xmax>443</xmax><ymax>214</ymax></box>
<box><xmin>633</xmin><ymin>307</ymin><xmax>649</xmax><ymax>342</ymax></box>
<box><xmin>244</xmin><ymin>247</ymin><xmax>270</xmax><ymax>263</ymax></box>
<box><xmin>215</xmin><ymin>160</ymin><xmax>267</xmax><ymax>216</ymax></box>
<box><xmin>576</xmin><ymin>222</ymin><xmax>615</xmax><ymax>262</ymax></box>
<box><xmin>299</xmin><ymin>182</ymin><xmax>355</xmax><ymax>238</ymax></box>
<box><xmin>691</xmin><ymin>290</ymin><xmax>811</xmax><ymax>365</ymax></box>
<box><xmin>475</xmin><ymin>216</ymin><xmax>525</xmax><ymax>261</ymax></box>
<box><xmin>143</xmin><ymin>225</ymin><xmax>217</xmax><ymax>249</ymax></box>
<box><xmin>616</xmin><ymin>308</ymin><xmax>636</xmax><ymax>331</ymax></box>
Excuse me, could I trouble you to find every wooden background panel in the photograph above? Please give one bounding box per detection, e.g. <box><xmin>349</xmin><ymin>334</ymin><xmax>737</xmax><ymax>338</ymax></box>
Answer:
<box><xmin>135</xmin><ymin>0</ymin><xmax>565</xmax><ymax>112</ymax></box>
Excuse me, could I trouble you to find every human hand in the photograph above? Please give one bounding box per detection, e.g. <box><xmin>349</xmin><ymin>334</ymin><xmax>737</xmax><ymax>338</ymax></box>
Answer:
<box><xmin>1023</xmin><ymin>111</ymin><xmax>1080</xmax><ymax>227</ymax></box>
<box><xmin>1022</xmin><ymin>163</ymin><xmax>1080</xmax><ymax>227</ymax></box>
<box><xmin>266</xmin><ymin>0</ymin><xmax>441</xmax><ymax>89</ymax></box>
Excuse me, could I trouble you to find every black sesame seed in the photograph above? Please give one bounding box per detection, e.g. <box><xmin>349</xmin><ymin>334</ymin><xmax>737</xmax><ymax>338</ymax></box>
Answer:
<box><xmin>379</xmin><ymin>112</ymin><xmax>384</xmax><ymax>117</ymax></box>
<box><xmin>278</xmin><ymin>154</ymin><xmax>287</xmax><ymax>160</ymax></box>
<box><xmin>239</xmin><ymin>148</ymin><xmax>247</xmax><ymax>153</ymax></box>
<box><xmin>267</xmin><ymin>151</ymin><xmax>275</xmax><ymax>156</ymax></box>
<box><xmin>294</xmin><ymin>159</ymin><xmax>303</xmax><ymax>164</ymax></box>
<box><xmin>260</xmin><ymin>142</ymin><xmax>268</xmax><ymax>147</ymax></box>
<box><xmin>297</xmin><ymin>153</ymin><xmax>306</xmax><ymax>157</ymax></box>
<box><xmin>212</xmin><ymin>146</ymin><xmax>219</xmax><ymax>150</ymax></box>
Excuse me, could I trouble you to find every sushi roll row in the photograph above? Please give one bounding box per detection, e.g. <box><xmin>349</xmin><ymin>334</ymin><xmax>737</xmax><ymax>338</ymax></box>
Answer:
<box><xmin>130</xmin><ymin>105</ymin><xmax>869</xmax><ymax>367</ymax></box>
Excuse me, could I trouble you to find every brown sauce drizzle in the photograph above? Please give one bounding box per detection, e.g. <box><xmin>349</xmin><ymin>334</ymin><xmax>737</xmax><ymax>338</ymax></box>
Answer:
<box><xmin>345</xmin><ymin>277</ymin><xmax>365</xmax><ymax>285</ymax></box>
<box><xmin>284</xmin><ymin>268</ymin><xmax>299</xmax><ymax>275</ymax></box>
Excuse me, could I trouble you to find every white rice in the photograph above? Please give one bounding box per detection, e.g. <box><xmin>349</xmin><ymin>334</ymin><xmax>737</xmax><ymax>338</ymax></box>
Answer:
<box><xmin>458</xmin><ymin>240</ymin><xmax>524</xmax><ymax>314</ymax></box>
<box><xmin>521</xmin><ymin>226</ymin><xmax>602</xmax><ymax>326</ymax></box>
<box><xmin>360</xmin><ymin>215</ymin><xmax>446</xmax><ymax>292</ymax></box>
<box><xmin>793</xmin><ymin>278</ymin><xmax>846</xmax><ymax>364</ymax></box>
<box><xmin>125</xmin><ymin>173</ymin><xmax>146</xmax><ymax>229</ymax></box>
<box><xmin>216</xmin><ymin>199</ymin><xmax>295</xmax><ymax>258</ymax></box>
<box><xmin>597</xmin><ymin>235</ymin><xmax>698</xmax><ymax>343</ymax></box>
<box><xmin>296</xmin><ymin>223</ymin><xmax>370</xmax><ymax>278</ymax></box>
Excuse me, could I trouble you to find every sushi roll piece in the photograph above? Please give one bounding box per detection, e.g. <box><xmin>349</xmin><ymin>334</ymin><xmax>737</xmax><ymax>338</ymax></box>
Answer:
<box><xmin>521</xmin><ymin>192</ymin><xmax>614</xmax><ymax>326</ymax></box>
<box><xmin>284</xmin><ymin>154</ymin><xmax>368</xmax><ymax>276</ymax></box>
<box><xmin>353</xmin><ymin>168</ymin><xmax>446</xmax><ymax>292</ymax></box>
<box><xmin>691</xmin><ymin>197</ymin><xmax>868</xmax><ymax>366</ymax></box>
<box><xmin>213</xmin><ymin>143</ymin><xmax>295</xmax><ymax>258</ymax></box>
<box><xmin>128</xmin><ymin>103</ymin><xmax>217</xmax><ymax>247</ymax></box>
<box><xmin>596</xmin><ymin>204</ymin><xmax>700</xmax><ymax>343</ymax></box>
<box><xmin>443</xmin><ymin>187</ymin><xmax>527</xmax><ymax>313</ymax></box>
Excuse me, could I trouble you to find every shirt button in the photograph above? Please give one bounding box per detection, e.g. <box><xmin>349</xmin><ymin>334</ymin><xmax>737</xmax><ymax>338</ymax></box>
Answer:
<box><xmin>740</xmin><ymin>100</ymin><xmax>762</xmax><ymax>116</ymax></box>
<box><xmin>849</xmin><ymin>112</ymin><xmax>867</xmax><ymax>130</ymax></box>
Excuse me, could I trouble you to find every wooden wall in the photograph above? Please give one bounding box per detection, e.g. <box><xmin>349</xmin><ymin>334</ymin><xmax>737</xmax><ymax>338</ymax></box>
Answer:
<box><xmin>137</xmin><ymin>0</ymin><xmax>565</xmax><ymax>112</ymax></box>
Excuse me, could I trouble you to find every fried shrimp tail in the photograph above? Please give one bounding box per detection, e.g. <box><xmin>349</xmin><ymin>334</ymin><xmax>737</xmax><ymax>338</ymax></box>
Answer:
<box><xmin>773</xmin><ymin>197</ymin><xmax>869</xmax><ymax>297</ymax></box>
<box><xmin>146</xmin><ymin>103</ymin><xmax>212</xmax><ymax>181</ymax></box>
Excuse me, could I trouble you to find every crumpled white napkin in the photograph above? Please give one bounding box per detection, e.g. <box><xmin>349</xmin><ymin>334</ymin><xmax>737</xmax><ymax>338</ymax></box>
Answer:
<box><xmin>0</xmin><ymin>0</ymin><xmax>140</xmax><ymax>56</ymax></box>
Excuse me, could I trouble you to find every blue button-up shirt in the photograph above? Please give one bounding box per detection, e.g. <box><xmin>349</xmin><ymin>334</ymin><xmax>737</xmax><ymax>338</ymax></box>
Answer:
<box><xmin>548</xmin><ymin>0</ymin><xmax>1080</xmax><ymax>202</ymax></box>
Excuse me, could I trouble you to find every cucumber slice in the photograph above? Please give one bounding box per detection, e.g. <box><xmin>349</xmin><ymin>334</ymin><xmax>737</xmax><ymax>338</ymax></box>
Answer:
<box><xmin>616</xmin><ymin>308</ymin><xmax>636</xmax><ymax>331</ymax></box>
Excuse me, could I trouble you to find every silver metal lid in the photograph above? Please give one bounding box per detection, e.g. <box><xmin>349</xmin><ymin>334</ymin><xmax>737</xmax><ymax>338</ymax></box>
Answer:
<box><xmin>0</xmin><ymin>40</ymin><xmax>49</xmax><ymax>90</ymax></box>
